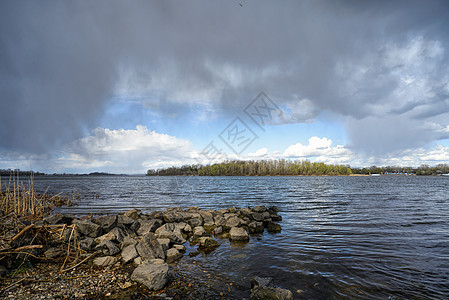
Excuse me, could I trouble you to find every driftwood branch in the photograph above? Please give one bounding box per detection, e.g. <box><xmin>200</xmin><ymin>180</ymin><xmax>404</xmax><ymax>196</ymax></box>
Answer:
<box><xmin>14</xmin><ymin>245</ymin><xmax>43</xmax><ymax>252</ymax></box>
<box><xmin>10</xmin><ymin>224</ymin><xmax>34</xmax><ymax>243</ymax></box>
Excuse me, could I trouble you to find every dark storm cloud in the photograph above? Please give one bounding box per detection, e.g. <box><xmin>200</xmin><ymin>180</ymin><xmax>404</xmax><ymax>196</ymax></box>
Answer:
<box><xmin>1</xmin><ymin>0</ymin><xmax>449</xmax><ymax>155</ymax></box>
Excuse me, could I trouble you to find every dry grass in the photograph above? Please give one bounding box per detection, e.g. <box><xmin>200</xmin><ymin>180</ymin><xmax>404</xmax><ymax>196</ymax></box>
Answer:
<box><xmin>0</xmin><ymin>171</ymin><xmax>75</xmax><ymax>219</ymax></box>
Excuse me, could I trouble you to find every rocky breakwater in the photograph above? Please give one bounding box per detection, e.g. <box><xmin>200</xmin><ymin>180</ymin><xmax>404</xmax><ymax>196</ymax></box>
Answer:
<box><xmin>1</xmin><ymin>205</ymin><xmax>283</xmax><ymax>296</ymax></box>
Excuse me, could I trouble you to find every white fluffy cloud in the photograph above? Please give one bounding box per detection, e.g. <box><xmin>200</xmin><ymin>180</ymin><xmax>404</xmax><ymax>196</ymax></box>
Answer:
<box><xmin>63</xmin><ymin>125</ymin><xmax>196</xmax><ymax>173</ymax></box>
<box><xmin>283</xmin><ymin>137</ymin><xmax>353</xmax><ymax>164</ymax></box>
<box><xmin>0</xmin><ymin>126</ymin><xmax>198</xmax><ymax>174</ymax></box>
<box><xmin>248</xmin><ymin>148</ymin><xmax>269</xmax><ymax>158</ymax></box>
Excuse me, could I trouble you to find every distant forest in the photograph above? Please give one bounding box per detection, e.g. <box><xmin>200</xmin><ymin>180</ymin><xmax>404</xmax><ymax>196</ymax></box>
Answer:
<box><xmin>147</xmin><ymin>160</ymin><xmax>353</xmax><ymax>176</ymax></box>
<box><xmin>147</xmin><ymin>160</ymin><xmax>449</xmax><ymax>176</ymax></box>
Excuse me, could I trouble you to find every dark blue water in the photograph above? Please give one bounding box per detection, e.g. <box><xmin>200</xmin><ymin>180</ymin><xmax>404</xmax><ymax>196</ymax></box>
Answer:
<box><xmin>10</xmin><ymin>175</ymin><xmax>449</xmax><ymax>299</ymax></box>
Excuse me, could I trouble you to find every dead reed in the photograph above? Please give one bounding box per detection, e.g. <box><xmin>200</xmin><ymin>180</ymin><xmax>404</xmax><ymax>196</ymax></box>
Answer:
<box><xmin>0</xmin><ymin>171</ymin><xmax>75</xmax><ymax>219</ymax></box>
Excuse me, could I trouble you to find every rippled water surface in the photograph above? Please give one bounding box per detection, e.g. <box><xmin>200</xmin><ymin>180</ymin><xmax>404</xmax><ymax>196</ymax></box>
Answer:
<box><xmin>17</xmin><ymin>176</ymin><xmax>449</xmax><ymax>298</ymax></box>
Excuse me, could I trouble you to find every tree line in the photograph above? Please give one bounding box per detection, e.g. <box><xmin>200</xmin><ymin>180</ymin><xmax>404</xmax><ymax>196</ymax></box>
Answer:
<box><xmin>147</xmin><ymin>160</ymin><xmax>353</xmax><ymax>176</ymax></box>
<box><xmin>350</xmin><ymin>164</ymin><xmax>449</xmax><ymax>175</ymax></box>
<box><xmin>147</xmin><ymin>160</ymin><xmax>449</xmax><ymax>176</ymax></box>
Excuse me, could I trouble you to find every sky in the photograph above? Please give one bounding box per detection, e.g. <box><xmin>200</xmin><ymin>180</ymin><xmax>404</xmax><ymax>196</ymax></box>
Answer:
<box><xmin>1</xmin><ymin>0</ymin><xmax>449</xmax><ymax>174</ymax></box>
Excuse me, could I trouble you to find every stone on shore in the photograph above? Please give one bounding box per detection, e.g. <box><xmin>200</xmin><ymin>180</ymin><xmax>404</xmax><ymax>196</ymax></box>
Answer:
<box><xmin>117</xmin><ymin>215</ymin><xmax>135</xmax><ymax>226</ymax></box>
<box><xmin>226</xmin><ymin>216</ymin><xmax>242</xmax><ymax>228</ymax></box>
<box><xmin>155</xmin><ymin>224</ymin><xmax>186</xmax><ymax>244</ymax></box>
<box><xmin>157</xmin><ymin>238</ymin><xmax>171</xmax><ymax>252</ymax></box>
<box><xmin>166</xmin><ymin>248</ymin><xmax>182</xmax><ymax>263</ymax></box>
<box><xmin>214</xmin><ymin>215</ymin><xmax>226</xmax><ymax>227</ymax></box>
<box><xmin>136</xmin><ymin>219</ymin><xmax>163</xmax><ymax>236</ymax></box>
<box><xmin>198</xmin><ymin>237</ymin><xmax>220</xmax><ymax>250</ymax></box>
<box><xmin>124</xmin><ymin>209</ymin><xmax>141</xmax><ymax>220</ymax></box>
<box><xmin>149</xmin><ymin>258</ymin><xmax>165</xmax><ymax>264</ymax></box>
<box><xmin>251</xmin><ymin>211</ymin><xmax>271</xmax><ymax>222</ymax></box>
<box><xmin>230</xmin><ymin>227</ymin><xmax>249</xmax><ymax>241</ymax></box>
<box><xmin>199</xmin><ymin>211</ymin><xmax>214</xmax><ymax>226</ymax></box>
<box><xmin>120</xmin><ymin>236</ymin><xmax>137</xmax><ymax>249</ymax></box>
<box><xmin>43</xmin><ymin>214</ymin><xmax>74</xmax><ymax>225</ymax></box>
<box><xmin>94</xmin><ymin>227</ymin><xmax>126</xmax><ymax>244</ymax></box>
<box><xmin>94</xmin><ymin>256</ymin><xmax>118</xmax><ymax>267</ymax></box>
<box><xmin>250</xmin><ymin>276</ymin><xmax>273</xmax><ymax>288</ymax></box>
<box><xmin>73</xmin><ymin>219</ymin><xmax>102</xmax><ymax>238</ymax></box>
<box><xmin>249</xmin><ymin>221</ymin><xmax>264</xmax><ymax>234</ymax></box>
<box><xmin>94</xmin><ymin>215</ymin><xmax>117</xmax><ymax>232</ymax></box>
<box><xmin>80</xmin><ymin>237</ymin><xmax>96</xmax><ymax>251</ymax></box>
<box><xmin>183</xmin><ymin>212</ymin><xmax>203</xmax><ymax>227</ymax></box>
<box><xmin>136</xmin><ymin>233</ymin><xmax>165</xmax><ymax>260</ymax></box>
<box><xmin>213</xmin><ymin>226</ymin><xmax>223</xmax><ymax>235</ymax></box>
<box><xmin>250</xmin><ymin>286</ymin><xmax>293</xmax><ymax>300</ymax></box>
<box><xmin>95</xmin><ymin>240</ymin><xmax>121</xmax><ymax>256</ymax></box>
<box><xmin>252</xmin><ymin>205</ymin><xmax>267</xmax><ymax>213</ymax></box>
<box><xmin>173</xmin><ymin>244</ymin><xmax>186</xmax><ymax>252</ymax></box>
<box><xmin>131</xmin><ymin>263</ymin><xmax>169</xmax><ymax>291</ymax></box>
<box><xmin>267</xmin><ymin>222</ymin><xmax>282</xmax><ymax>233</ymax></box>
<box><xmin>193</xmin><ymin>226</ymin><xmax>206</xmax><ymax>236</ymax></box>
<box><xmin>121</xmin><ymin>244</ymin><xmax>139</xmax><ymax>264</ymax></box>
<box><xmin>250</xmin><ymin>276</ymin><xmax>293</xmax><ymax>300</ymax></box>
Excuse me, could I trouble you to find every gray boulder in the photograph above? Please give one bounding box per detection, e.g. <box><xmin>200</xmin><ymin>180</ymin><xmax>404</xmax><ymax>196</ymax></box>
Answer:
<box><xmin>157</xmin><ymin>238</ymin><xmax>171</xmax><ymax>252</ymax></box>
<box><xmin>239</xmin><ymin>207</ymin><xmax>253</xmax><ymax>218</ymax></box>
<box><xmin>182</xmin><ymin>212</ymin><xmax>203</xmax><ymax>227</ymax></box>
<box><xmin>252</xmin><ymin>205</ymin><xmax>267</xmax><ymax>213</ymax></box>
<box><xmin>80</xmin><ymin>237</ymin><xmax>96</xmax><ymax>251</ymax></box>
<box><xmin>193</xmin><ymin>226</ymin><xmax>206</xmax><ymax>236</ymax></box>
<box><xmin>226</xmin><ymin>216</ymin><xmax>242</xmax><ymax>228</ymax></box>
<box><xmin>270</xmin><ymin>214</ymin><xmax>282</xmax><ymax>222</ymax></box>
<box><xmin>117</xmin><ymin>215</ymin><xmax>135</xmax><ymax>226</ymax></box>
<box><xmin>73</xmin><ymin>219</ymin><xmax>102</xmax><ymax>238</ymax></box>
<box><xmin>124</xmin><ymin>209</ymin><xmax>141</xmax><ymax>220</ymax></box>
<box><xmin>121</xmin><ymin>236</ymin><xmax>137</xmax><ymax>249</ymax></box>
<box><xmin>94</xmin><ymin>215</ymin><xmax>117</xmax><ymax>232</ymax></box>
<box><xmin>213</xmin><ymin>226</ymin><xmax>223</xmax><ymax>235</ymax></box>
<box><xmin>131</xmin><ymin>263</ymin><xmax>169</xmax><ymax>291</ymax></box>
<box><xmin>230</xmin><ymin>227</ymin><xmax>249</xmax><ymax>241</ymax></box>
<box><xmin>199</xmin><ymin>211</ymin><xmax>214</xmax><ymax>226</ymax></box>
<box><xmin>250</xmin><ymin>286</ymin><xmax>293</xmax><ymax>300</ymax></box>
<box><xmin>136</xmin><ymin>233</ymin><xmax>165</xmax><ymax>260</ymax></box>
<box><xmin>249</xmin><ymin>221</ymin><xmax>264</xmax><ymax>234</ymax></box>
<box><xmin>251</xmin><ymin>211</ymin><xmax>270</xmax><ymax>222</ymax></box>
<box><xmin>44</xmin><ymin>214</ymin><xmax>73</xmax><ymax>225</ymax></box>
<box><xmin>162</xmin><ymin>212</ymin><xmax>184</xmax><ymax>223</ymax></box>
<box><xmin>251</xmin><ymin>276</ymin><xmax>273</xmax><ymax>288</ymax></box>
<box><xmin>267</xmin><ymin>222</ymin><xmax>282</xmax><ymax>233</ymax></box>
<box><xmin>155</xmin><ymin>224</ymin><xmax>186</xmax><ymax>244</ymax></box>
<box><xmin>198</xmin><ymin>237</ymin><xmax>220</xmax><ymax>250</ymax></box>
<box><xmin>166</xmin><ymin>248</ymin><xmax>182</xmax><ymax>263</ymax></box>
<box><xmin>94</xmin><ymin>227</ymin><xmax>126</xmax><ymax>244</ymax></box>
<box><xmin>173</xmin><ymin>244</ymin><xmax>186</xmax><ymax>252</ymax></box>
<box><xmin>95</xmin><ymin>240</ymin><xmax>120</xmax><ymax>256</ymax></box>
<box><xmin>121</xmin><ymin>244</ymin><xmax>139</xmax><ymax>263</ymax></box>
<box><xmin>94</xmin><ymin>256</ymin><xmax>118</xmax><ymax>267</ymax></box>
<box><xmin>214</xmin><ymin>215</ymin><xmax>226</xmax><ymax>227</ymax></box>
<box><xmin>250</xmin><ymin>276</ymin><xmax>293</xmax><ymax>300</ymax></box>
<box><xmin>137</xmin><ymin>219</ymin><xmax>163</xmax><ymax>236</ymax></box>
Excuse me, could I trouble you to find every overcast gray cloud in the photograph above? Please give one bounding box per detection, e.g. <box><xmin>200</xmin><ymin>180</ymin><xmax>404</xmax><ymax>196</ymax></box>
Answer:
<box><xmin>1</xmin><ymin>0</ymin><xmax>449</xmax><ymax>159</ymax></box>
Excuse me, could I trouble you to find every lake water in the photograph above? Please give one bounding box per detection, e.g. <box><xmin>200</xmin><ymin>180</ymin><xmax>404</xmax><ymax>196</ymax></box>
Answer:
<box><xmin>9</xmin><ymin>175</ymin><xmax>449</xmax><ymax>299</ymax></box>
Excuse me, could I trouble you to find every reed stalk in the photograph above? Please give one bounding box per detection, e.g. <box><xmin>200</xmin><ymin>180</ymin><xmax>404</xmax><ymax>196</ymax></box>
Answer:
<box><xmin>0</xmin><ymin>172</ymin><xmax>74</xmax><ymax>219</ymax></box>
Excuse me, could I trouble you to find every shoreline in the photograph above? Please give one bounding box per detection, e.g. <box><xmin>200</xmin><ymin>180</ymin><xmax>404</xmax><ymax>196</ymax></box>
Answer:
<box><xmin>0</xmin><ymin>205</ymin><xmax>289</xmax><ymax>299</ymax></box>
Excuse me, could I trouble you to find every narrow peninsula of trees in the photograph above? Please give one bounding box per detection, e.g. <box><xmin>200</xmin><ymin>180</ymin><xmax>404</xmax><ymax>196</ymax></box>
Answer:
<box><xmin>147</xmin><ymin>160</ymin><xmax>353</xmax><ymax>176</ymax></box>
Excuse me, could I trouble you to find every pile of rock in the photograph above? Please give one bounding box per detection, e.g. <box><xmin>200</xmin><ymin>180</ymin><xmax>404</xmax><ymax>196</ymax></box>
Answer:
<box><xmin>40</xmin><ymin>205</ymin><xmax>283</xmax><ymax>291</ymax></box>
